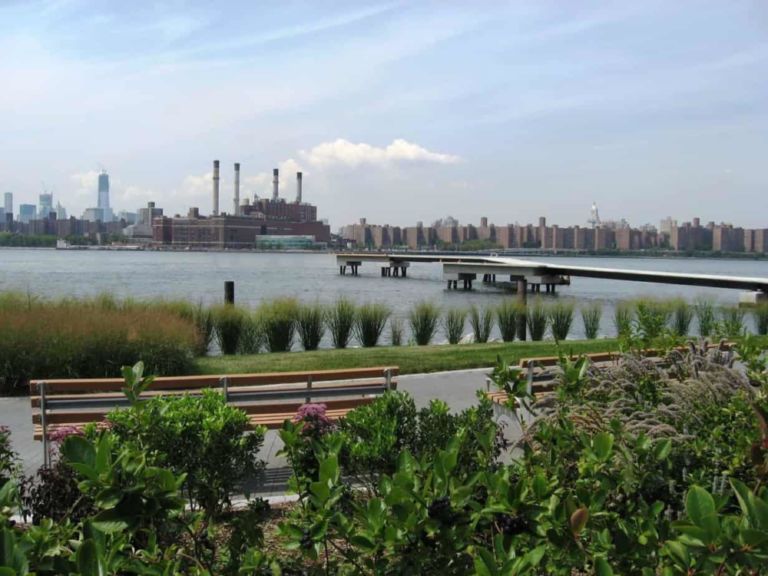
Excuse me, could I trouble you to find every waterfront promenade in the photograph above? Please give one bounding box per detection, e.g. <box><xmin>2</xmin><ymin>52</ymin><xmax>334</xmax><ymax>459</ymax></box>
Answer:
<box><xmin>1</xmin><ymin>368</ymin><xmax>509</xmax><ymax>497</ymax></box>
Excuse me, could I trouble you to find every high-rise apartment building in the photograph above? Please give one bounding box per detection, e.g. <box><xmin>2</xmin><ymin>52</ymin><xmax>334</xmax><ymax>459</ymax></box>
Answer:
<box><xmin>3</xmin><ymin>192</ymin><xmax>12</xmax><ymax>219</ymax></box>
<box><xmin>19</xmin><ymin>204</ymin><xmax>36</xmax><ymax>223</ymax></box>
<box><xmin>98</xmin><ymin>170</ymin><xmax>112</xmax><ymax>221</ymax></box>
<box><xmin>38</xmin><ymin>193</ymin><xmax>53</xmax><ymax>218</ymax></box>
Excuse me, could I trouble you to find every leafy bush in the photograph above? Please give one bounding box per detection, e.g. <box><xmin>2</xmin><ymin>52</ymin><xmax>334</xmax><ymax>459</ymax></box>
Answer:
<box><xmin>719</xmin><ymin>306</ymin><xmax>745</xmax><ymax>338</ymax></box>
<box><xmin>694</xmin><ymin>297</ymin><xmax>717</xmax><ymax>337</ymax></box>
<box><xmin>0</xmin><ymin>306</ymin><xmax>197</xmax><ymax>393</ymax></box>
<box><xmin>468</xmin><ymin>305</ymin><xmax>494</xmax><ymax>343</ymax></box>
<box><xmin>21</xmin><ymin>453</ymin><xmax>95</xmax><ymax>525</ymax></box>
<box><xmin>496</xmin><ymin>300</ymin><xmax>520</xmax><ymax>342</ymax></box>
<box><xmin>355</xmin><ymin>303</ymin><xmax>390</xmax><ymax>347</ymax></box>
<box><xmin>108</xmin><ymin>388</ymin><xmax>266</xmax><ymax>517</ymax></box>
<box><xmin>526</xmin><ymin>299</ymin><xmax>548</xmax><ymax>341</ymax></box>
<box><xmin>259</xmin><ymin>298</ymin><xmax>298</xmax><ymax>353</ymax></box>
<box><xmin>613</xmin><ymin>301</ymin><xmax>633</xmax><ymax>337</ymax></box>
<box><xmin>327</xmin><ymin>298</ymin><xmax>356</xmax><ymax>349</ymax></box>
<box><xmin>211</xmin><ymin>304</ymin><xmax>249</xmax><ymax>355</ymax></box>
<box><xmin>389</xmin><ymin>316</ymin><xmax>404</xmax><ymax>346</ymax></box>
<box><xmin>755</xmin><ymin>303</ymin><xmax>768</xmax><ymax>336</ymax></box>
<box><xmin>296</xmin><ymin>302</ymin><xmax>325</xmax><ymax>351</ymax></box>
<box><xmin>0</xmin><ymin>426</ymin><xmax>19</xmax><ymax>486</ymax></box>
<box><xmin>671</xmin><ymin>299</ymin><xmax>693</xmax><ymax>336</ymax></box>
<box><xmin>409</xmin><ymin>301</ymin><xmax>440</xmax><ymax>345</ymax></box>
<box><xmin>443</xmin><ymin>307</ymin><xmax>467</xmax><ymax>344</ymax></box>
<box><xmin>580</xmin><ymin>302</ymin><xmax>602</xmax><ymax>339</ymax></box>
<box><xmin>548</xmin><ymin>301</ymin><xmax>574</xmax><ymax>341</ymax></box>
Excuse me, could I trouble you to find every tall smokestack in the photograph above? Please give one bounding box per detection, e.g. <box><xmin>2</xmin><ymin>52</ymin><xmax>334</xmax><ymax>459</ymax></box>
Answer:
<box><xmin>213</xmin><ymin>160</ymin><xmax>220</xmax><ymax>216</ymax></box>
<box><xmin>272</xmin><ymin>168</ymin><xmax>279</xmax><ymax>201</ymax></box>
<box><xmin>234</xmin><ymin>163</ymin><xmax>240</xmax><ymax>215</ymax></box>
<box><xmin>296</xmin><ymin>172</ymin><xmax>303</xmax><ymax>204</ymax></box>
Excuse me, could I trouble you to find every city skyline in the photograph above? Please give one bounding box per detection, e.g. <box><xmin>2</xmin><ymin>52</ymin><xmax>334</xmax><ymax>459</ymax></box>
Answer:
<box><xmin>1</xmin><ymin>1</ymin><xmax>767</xmax><ymax>227</ymax></box>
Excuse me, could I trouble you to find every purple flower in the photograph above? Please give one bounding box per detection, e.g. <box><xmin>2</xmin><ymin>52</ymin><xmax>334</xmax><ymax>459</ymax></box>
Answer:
<box><xmin>49</xmin><ymin>426</ymin><xmax>84</xmax><ymax>444</ymax></box>
<box><xmin>294</xmin><ymin>403</ymin><xmax>333</xmax><ymax>435</ymax></box>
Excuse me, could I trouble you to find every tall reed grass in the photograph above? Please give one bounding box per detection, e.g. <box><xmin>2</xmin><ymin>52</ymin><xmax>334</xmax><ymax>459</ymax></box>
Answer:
<box><xmin>409</xmin><ymin>301</ymin><xmax>440</xmax><ymax>345</ymax></box>
<box><xmin>754</xmin><ymin>303</ymin><xmax>768</xmax><ymax>336</ymax></box>
<box><xmin>548</xmin><ymin>301</ymin><xmax>574</xmax><ymax>341</ymax></box>
<box><xmin>526</xmin><ymin>300</ymin><xmax>548</xmax><ymax>341</ymax></box>
<box><xmin>389</xmin><ymin>317</ymin><xmax>404</xmax><ymax>346</ymax></box>
<box><xmin>211</xmin><ymin>305</ymin><xmax>249</xmax><ymax>355</ymax></box>
<box><xmin>469</xmin><ymin>305</ymin><xmax>494</xmax><ymax>343</ymax></box>
<box><xmin>443</xmin><ymin>308</ymin><xmax>467</xmax><ymax>345</ymax></box>
<box><xmin>259</xmin><ymin>298</ymin><xmax>299</xmax><ymax>353</ymax></box>
<box><xmin>580</xmin><ymin>303</ymin><xmax>602</xmax><ymax>340</ymax></box>
<box><xmin>719</xmin><ymin>306</ymin><xmax>745</xmax><ymax>338</ymax></box>
<box><xmin>496</xmin><ymin>301</ymin><xmax>520</xmax><ymax>342</ymax></box>
<box><xmin>297</xmin><ymin>302</ymin><xmax>326</xmax><ymax>351</ymax></box>
<box><xmin>694</xmin><ymin>298</ymin><xmax>717</xmax><ymax>337</ymax></box>
<box><xmin>613</xmin><ymin>302</ymin><xmax>633</xmax><ymax>338</ymax></box>
<box><xmin>237</xmin><ymin>313</ymin><xmax>263</xmax><ymax>355</ymax></box>
<box><xmin>355</xmin><ymin>303</ymin><xmax>391</xmax><ymax>347</ymax></box>
<box><xmin>671</xmin><ymin>299</ymin><xmax>694</xmax><ymax>337</ymax></box>
<box><xmin>327</xmin><ymin>298</ymin><xmax>357</xmax><ymax>349</ymax></box>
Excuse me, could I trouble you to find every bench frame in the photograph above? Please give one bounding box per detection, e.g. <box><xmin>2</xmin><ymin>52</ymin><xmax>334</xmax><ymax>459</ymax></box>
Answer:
<box><xmin>33</xmin><ymin>367</ymin><xmax>397</xmax><ymax>466</ymax></box>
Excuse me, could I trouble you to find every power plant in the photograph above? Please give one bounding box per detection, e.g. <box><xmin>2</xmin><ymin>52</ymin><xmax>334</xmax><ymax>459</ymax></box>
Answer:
<box><xmin>152</xmin><ymin>161</ymin><xmax>330</xmax><ymax>249</ymax></box>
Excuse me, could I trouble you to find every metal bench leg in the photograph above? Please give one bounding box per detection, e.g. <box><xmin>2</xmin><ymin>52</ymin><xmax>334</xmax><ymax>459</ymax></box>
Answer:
<box><xmin>40</xmin><ymin>381</ymin><xmax>48</xmax><ymax>468</ymax></box>
<box><xmin>384</xmin><ymin>368</ymin><xmax>392</xmax><ymax>391</ymax></box>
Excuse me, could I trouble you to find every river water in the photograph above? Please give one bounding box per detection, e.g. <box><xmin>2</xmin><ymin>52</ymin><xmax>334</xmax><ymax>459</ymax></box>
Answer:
<box><xmin>2</xmin><ymin>248</ymin><xmax>766</xmax><ymax>340</ymax></box>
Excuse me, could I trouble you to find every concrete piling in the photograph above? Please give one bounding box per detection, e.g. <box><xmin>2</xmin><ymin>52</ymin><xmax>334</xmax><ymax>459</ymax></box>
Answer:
<box><xmin>224</xmin><ymin>281</ymin><xmax>235</xmax><ymax>305</ymax></box>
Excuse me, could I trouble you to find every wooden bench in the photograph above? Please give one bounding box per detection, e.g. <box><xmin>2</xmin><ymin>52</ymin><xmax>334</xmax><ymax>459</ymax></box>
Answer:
<box><xmin>30</xmin><ymin>367</ymin><xmax>398</xmax><ymax>465</ymax></box>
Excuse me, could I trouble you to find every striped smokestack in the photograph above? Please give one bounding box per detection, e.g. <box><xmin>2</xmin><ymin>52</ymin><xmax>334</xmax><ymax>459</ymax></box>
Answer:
<box><xmin>272</xmin><ymin>168</ymin><xmax>279</xmax><ymax>200</ymax></box>
<box><xmin>296</xmin><ymin>172</ymin><xmax>302</xmax><ymax>203</ymax></box>
<box><xmin>234</xmin><ymin>163</ymin><xmax>240</xmax><ymax>215</ymax></box>
<box><xmin>213</xmin><ymin>160</ymin><xmax>220</xmax><ymax>216</ymax></box>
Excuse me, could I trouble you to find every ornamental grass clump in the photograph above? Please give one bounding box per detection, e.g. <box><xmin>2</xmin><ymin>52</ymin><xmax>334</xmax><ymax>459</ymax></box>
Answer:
<box><xmin>694</xmin><ymin>298</ymin><xmax>717</xmax><ymax>337</ymax></box>
<box><xmin>469</xmin><ymin>305</ymin><xmax>494</xmax><ymax>343</ymax></box>
<box><xmin>259</xmin><ymin>298</ymin><xmax>299</xmax><ymax>352</ymax></box>
<box><xmin>297</xmin><ymin>302</ymin><xmax>326</xmax><ymax>351</ymax></box>
<box><xmin>327</xmin><ymin>298</ymin><xmax>357</xmax><ymax>349</ymax></box>
<box><xmin>719</xmin><ymin>306</ymin><xmax>745</xmax><ymax>338</ymax></box>
<box><xmin>192</xmin><ymin>302</ymin><xmax>214</xmax><ymax>355</ymax></box>
<box><xmin>613</xmin><ymin>301</ymin><xmax>633</xmax><ymax>338</ymax></box>
<box><xmin>548</xmin><ymin>301</ymin><xmax>574</xmax><ymax>341</ymax></box>
<box><xmin>443</xmin><ymin>308</ymin><xmax>467</xmax><ymax>344</ymax></box>
<box><xmin>409</xmin><ymin>301</ymin><xmax>440</xmax><ymax>345</ymax></box>
<box><xmin>580</xmin><ymin>303</ymin><xmax>602</xmax><ymax>340</ymax></box>
<box><xmin>389</xmin><ymin>317</ymin><xmax>404</xmax><ymax>346</ymax></box>
<box><xmin>355</xmin><ymin>303</ymin><xmax>391</xmax><ymax>347</ymax></box>
<box><xmin>496</xmin><ymin>301</ymin><xmax>520</xmax><ymax>342</ymax></box>
<box><xmin>211</xmin><ymin>304</ymin><xmax>248</xmax><ymax>355</ymax></box>
<box><xmin>526</xmin><ymin>299</ymin><xmax>548</xmax><ymax>341</ymax></box>
<box><xmin>237</xmin><ymin>312</ymin><xmax>263</xmax><ymax>354</ymax></box>
<box><xmin>634</xmin><ymin>299</ymin><xmax>671</xmax><ymax>341</ymax></box>
<box><xmin>753</xmin><ymin>303</ymin><xmax>768</xmax><ymax>336</ymax></box>
<box><xmin>671</xmin><ymin>299</ymin><xmax>694</xmax><ymax>337</ymax></box>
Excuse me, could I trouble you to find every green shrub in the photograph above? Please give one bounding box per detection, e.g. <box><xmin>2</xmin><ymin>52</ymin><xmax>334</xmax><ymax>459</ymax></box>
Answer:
<box><xmin>259</xmin><ymin>298</ymin><xmax>298</xmax><ymax>353</ymax></box>
<box><xmin>355</xmin><ymin>303</ymin><xmax>390</xmax><ymax>347</ymax></box>
<box><xmin>671</xmin><ymin>299</ymin><xmax>693</xmax><ymax>336</ymax></box>
<box><xmin>753</xmin><ymin>303</ymin><xmax>768</xmax><ymax>336</ymax></box>
<box><xmin>389</xmin><ymin>316</ymin><xmax>404</xmax><ymax>346</ymax></box>
<box><xmin>613</xmin><ymin>301</ymin><xmax>633</xmax><ymax>337</ymax></box>
<box><xmin>108</xmin><ymin>389</ymin><xmax>266</xmax><ymax>518</ymax></box>
<box><xmin>496</xmin><ymin>300</ymin><xmax>520</xmax><ymax>342</ymax></box>
<box><xmin>580</xmin><ymin>302</ymin><xmax>602</xmax><ymax>339</ymax></box>
<box><xmin>327</xmin><ymin>298</ymin><xmax>356</xmax><ymax>349</ymax></box>
<box><xmin>634</xmin><ymin>298</ymin><xmax>671</xmax><ymax>341</ymax></box>
<box><xmin>526</xmin><ymin>299</ymin><xmax>548</xmax><ymax>341</ymax></box>
<box><xmin>694</xmin><ymin>297</ymin><xmax>717</xmax><ymax>337</ymax></box>
<box><xmin>548</xmin><ymin>301</ymin><xmax>574</xmax><ymax>341</ymax></box>
<box><xmin>0</xmin><ymin>426</ymin><xmax>19</xmax><ymax>486</ymax></box>
<box><xmin>211</xmin><ymin>304</ymin><xmax>249</xmax><ymax>355</ymax></box>
<box><xmin>0</xmin><ymin>306</ymin><xmax>197</xmax><ymax>393</ymax></box>
<box><xmin>443</xmin><ymin>308</ymin><xmax>467</xmax><ymax>344</ymax></box>
<box><xmin>468</xmin><ymin>305</ymin><xmax>494</xmax><ymax>343</ymax></box>
<box><xmin>297</xmin><ymin>302</ymin><xmax>325</xmax><ymax>351</ymax></box>
<box><xmin>409</xmin><ymin>301</ymin><xmax>440</xmax><ymax>345</ymax></box>
<box><xmin>719</xmin><ymin>306</ymin><xmax>745</xmax><ymax>338</ymax></box>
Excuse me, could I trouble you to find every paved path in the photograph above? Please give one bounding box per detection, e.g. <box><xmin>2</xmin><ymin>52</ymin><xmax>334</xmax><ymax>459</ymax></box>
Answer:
<box><xmin>2</xmin><ymin>368</ymin><xmax>520</xmax><ymax>496</ymax></box>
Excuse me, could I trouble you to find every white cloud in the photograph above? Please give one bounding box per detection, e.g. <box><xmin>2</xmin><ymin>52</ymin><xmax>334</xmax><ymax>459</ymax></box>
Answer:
<box><xmin>300</xmin><ymin>138</ymin><xmax>460</xmax><ymax>168</ymax></box>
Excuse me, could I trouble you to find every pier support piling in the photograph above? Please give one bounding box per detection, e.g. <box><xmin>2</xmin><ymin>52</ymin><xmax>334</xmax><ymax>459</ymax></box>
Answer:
<box><xmin>224</xmin><ymin>281</ymin><xmax>235</xmax><ymax>305</ymax></box>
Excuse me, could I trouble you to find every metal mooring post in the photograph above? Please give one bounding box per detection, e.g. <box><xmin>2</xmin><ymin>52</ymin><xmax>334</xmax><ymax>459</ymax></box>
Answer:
<box><xmin>224</xmin><ymin>281</ymin><xmax>235</xmax><ymax>305</ymax></box>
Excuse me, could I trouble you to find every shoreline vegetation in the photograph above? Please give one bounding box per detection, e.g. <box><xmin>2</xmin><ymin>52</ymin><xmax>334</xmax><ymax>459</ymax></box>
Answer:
<box><xmin>1</xmin><ymin>290</ymin><xmax>767</xmax><ymax>394</ymax></box>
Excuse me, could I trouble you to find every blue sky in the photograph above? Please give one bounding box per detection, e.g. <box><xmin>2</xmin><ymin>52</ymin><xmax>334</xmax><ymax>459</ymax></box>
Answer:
<box><xmin>1</xmin><ymin>0</ymin><xmax>766</xmax><ymax>229</ymax></box>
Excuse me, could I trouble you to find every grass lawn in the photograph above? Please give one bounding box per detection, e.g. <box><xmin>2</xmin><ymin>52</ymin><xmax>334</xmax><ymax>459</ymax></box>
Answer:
<box><xmin>196</xmin><ymin>338</ymin><xmax>622</xmax><ymax>375</ymax></box>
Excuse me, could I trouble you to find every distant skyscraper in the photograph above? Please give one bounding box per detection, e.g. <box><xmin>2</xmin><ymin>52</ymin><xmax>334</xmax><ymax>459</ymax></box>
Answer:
<box><xmin>19</xmin><ymin>204</ymin><xmax>36</xmax><ymax>223</ymax></box>
<box><xmin>39</xmin><ymin>193</ymin><xmax>53</xmax><ymax>218</ymax></box>
<box><xmin>3</xmin><ymin>192</ymin><xmax>12</xmax><ymax>218</ymax></box>
<box><xmin>97</xmin><ymin>170</ymin><xmax>112</xmax><ymax>221</ymax></box>
<box><xmin>56</xmin><ymin>202</ymin><xmax>67</xmax><ymax>220</ymax></box>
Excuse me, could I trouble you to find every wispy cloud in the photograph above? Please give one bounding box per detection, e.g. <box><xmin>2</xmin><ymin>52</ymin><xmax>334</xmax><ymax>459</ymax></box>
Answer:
<box><xmin>301</xmin><ymin>139</ymin><xmax>460</xmax><ymax>168</ymax></box>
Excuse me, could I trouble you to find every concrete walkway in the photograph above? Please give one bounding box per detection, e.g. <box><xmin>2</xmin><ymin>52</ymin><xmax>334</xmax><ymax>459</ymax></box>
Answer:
<box><xmin>2</xmin><ymin>368</ymin><xmax>517</xmax><ymax>496</ymax></box>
